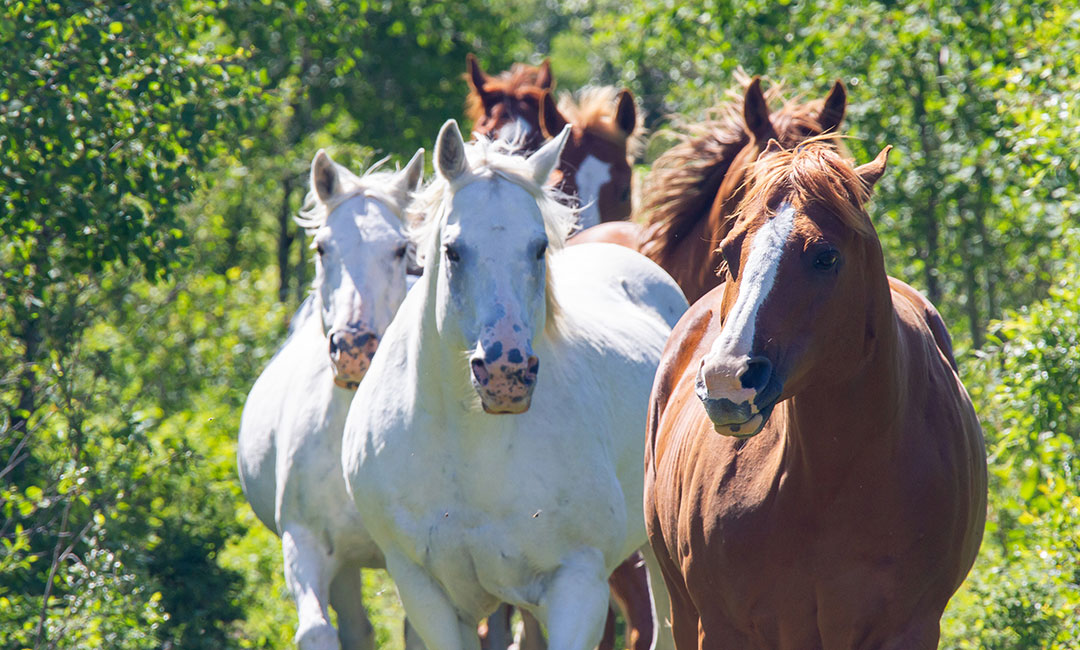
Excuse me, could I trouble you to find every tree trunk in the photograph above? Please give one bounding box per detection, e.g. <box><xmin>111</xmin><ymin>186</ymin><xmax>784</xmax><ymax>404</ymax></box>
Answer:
<box><xmin>276</xmin><ymin>176</ymin><xmax>295</xmax><ymax>303</ymax></box>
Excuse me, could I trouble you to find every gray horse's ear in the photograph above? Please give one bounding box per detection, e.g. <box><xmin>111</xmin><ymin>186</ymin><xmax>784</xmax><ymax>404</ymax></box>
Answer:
<box><xmin>399</xmin><ymin>148</ymin><xmax>425</xmax><ymax>193</ymax></box>
<box><xmin>855</xmin><ymin>145</ymin><xmax>892</xmax><ymax>190</ymax></box>
<box><xmin>527</xmin><ymin>124</ymin><xmax>570</xmax><ymax>186</ymax></box>
<box><xmin>311</xmin><ymin>149</ymin><xmax>338</xmax><ymax>202</ymax></box>
<box><xmin>435</xmin><ymin>120</ymin><xmax>469</xmax><ymax>182</ymax></box>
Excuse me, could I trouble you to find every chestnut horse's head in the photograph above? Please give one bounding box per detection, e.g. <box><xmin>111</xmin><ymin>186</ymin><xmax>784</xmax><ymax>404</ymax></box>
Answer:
<box><xmin>465</xmin><ymin>53</ymin><xmax>553</xmax><ymax>153</ymax></box>
<box><xmin>695</xmin><ymin>139</ymin><xmax>892</xmax><ymax>436</ymax></box>
<box><xmin>539</xmin><ymin>87</ymin><xmax>642</xmax><ymax>226</ymax></box>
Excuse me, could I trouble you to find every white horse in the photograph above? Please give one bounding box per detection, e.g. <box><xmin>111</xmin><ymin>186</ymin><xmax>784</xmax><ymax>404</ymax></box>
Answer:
<box><xmin>237</xmin><ymin>147</ymin><xmax>423</xmax><ymax>650</ymax></box>
<box><xmin>341</xmin><ymin>120</ymin><xmax>688</xmax><ymax>650</ymax></box>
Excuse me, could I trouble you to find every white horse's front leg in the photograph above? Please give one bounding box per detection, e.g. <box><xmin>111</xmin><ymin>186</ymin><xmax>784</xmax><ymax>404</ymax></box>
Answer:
<box><xmin>535</xmin><ymin>549</ymin><xmax>610</xmax><ymax>650</ymax></box>
<box><xmin>640</xmin><ymin>543</ymin><xmax>675</xmax><ymax>650</ymax></box>
<box><xmin>282</xmin><ymin>526</ymin><xmax>339</xmax><ymax>650</ymax></box>
<box><xmin>386</xmin><ymin>552</ymin><xmax>478</xmax><ymax>650</ymax></box>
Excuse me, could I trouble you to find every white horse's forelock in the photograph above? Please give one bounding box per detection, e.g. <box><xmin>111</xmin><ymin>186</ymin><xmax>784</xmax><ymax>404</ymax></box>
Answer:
<box><xmin>296</xmin><ymin>156</ymin><xmax>411</xmax><ymax>233</ymax></box>
<box><xmin>407</xmin><ymin>137</ymin><xmax>578</xmax><ymax>267</ymax></box>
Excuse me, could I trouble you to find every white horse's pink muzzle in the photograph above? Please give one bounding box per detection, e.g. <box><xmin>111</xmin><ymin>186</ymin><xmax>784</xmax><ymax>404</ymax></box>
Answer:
<box><xmin>329</xmin><ymin>328</ymin><xmax>379</xmax><ymax>389</ymax></box>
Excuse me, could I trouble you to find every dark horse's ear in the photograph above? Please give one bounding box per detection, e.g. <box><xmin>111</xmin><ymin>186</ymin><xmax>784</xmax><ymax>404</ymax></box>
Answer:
<box><xmin>820</xmin><ymin>80</ymin><xmax>847</xmax><ymax>134</ymax></box>
<box><xmin>615</xmin><ymin>89</ymin><xmax>637</xmax><ymax>135</ymax></box>
<box><xmin>855</xmin><ymin>145</ymin><xmax>892</xmax><ymax>190</ymax></box>
<box><xmin>539</xmin><ymin>91</ymin><xmax>568</xmax><ymax>138</ymax></box>
<box><xmin>743</xmin><ymin>76</ymin><xmax>774</xmax><ymax>142</ymax></box>
<box><xmin>536</xmin><ymin>59</ymin><xmax>553</xmax><ymax>89</ymax></box>
<box><xmin>466</xmin><ymin>53</ymin><xmax>488</xmax><ymax>95</ymax></box>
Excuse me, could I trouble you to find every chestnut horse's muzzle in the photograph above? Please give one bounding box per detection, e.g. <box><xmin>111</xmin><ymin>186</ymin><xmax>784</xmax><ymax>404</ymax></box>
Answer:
<box><xmin>695</xmin><ymin>354</ymin><xmax>782</xmax><ymax>437</ymax></box>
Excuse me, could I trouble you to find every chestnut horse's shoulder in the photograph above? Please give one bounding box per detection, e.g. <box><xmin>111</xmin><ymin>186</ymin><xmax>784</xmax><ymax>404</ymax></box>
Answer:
<box><xmin>888</xmin><ymin>277</ymin><xmax>958</xmax><ymax>372</ymax></box>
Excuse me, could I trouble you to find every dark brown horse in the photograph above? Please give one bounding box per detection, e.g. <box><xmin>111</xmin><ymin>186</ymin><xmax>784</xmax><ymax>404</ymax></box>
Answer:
<box><xmin>466</xmin><ymin>53</ymin><xmax>553</xmax><ymax>153</ymax></box>
<box><xmin>644</xmin><ymin>139</ymin><xmax>987</xmax><ymax>649</ymax></box>
<box><xmin>570</xmin><ymin>76</ymin><xmax>846</xmax><ymax>305</ymax></box>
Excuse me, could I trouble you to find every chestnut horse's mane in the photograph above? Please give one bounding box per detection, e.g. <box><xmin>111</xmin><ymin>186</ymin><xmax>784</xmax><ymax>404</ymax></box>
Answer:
<box><xmin>464</xmin><ymin>62</ymin><xmax>549</xmax><ymax>125</ymax></box>
<box><xmin>739</xmin><ymin>137</ymin><xmax>875</xmax><ymax>239</ymax></box>
<box><xmin>556</xmin><ymin>86</ymin><xmax>645</xmax><ymax>159</ymax></box>
<box><xmin>639</xmin><ymin>74</ymin><xmax>839</xmax><ymax>266</ymax></box>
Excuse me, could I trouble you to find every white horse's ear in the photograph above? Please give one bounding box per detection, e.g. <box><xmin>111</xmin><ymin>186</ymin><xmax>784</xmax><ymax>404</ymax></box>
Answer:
<box><xmin>527</xmin><ymin>124</ymin><xmax>570</xmax><ymax>186</ymax></box>
<box><xmin>311</xmin><ymin>149</ymin><xmax>338</xmax><ymax>202</ymax></box>
<box><xmin>435</xmin><ymin>120</ymin><xmax>469</xmax><ymax>182</ymax></box>
<box><xmin>399</xmin><ymin>148</ymin><xmax>425</xmax><ymax>193</ymax></box>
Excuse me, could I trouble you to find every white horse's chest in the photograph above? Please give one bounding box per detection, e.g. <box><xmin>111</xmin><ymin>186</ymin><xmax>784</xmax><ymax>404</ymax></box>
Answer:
<box><xmin>355</xmin><ymin>404</ymin><xmax>626</xmax><ymax>613</ymax></box>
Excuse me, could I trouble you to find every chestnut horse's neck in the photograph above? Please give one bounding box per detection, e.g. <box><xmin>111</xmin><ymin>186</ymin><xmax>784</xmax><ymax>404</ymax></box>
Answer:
<box><xmin>776</xmin><ymin>250</ymin><xmax>900</xmax><ymax>501</ymax></box>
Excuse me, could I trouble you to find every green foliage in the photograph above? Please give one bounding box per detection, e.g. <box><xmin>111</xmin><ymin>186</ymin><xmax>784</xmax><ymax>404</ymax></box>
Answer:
<box><xmin>942</xmin><ymin>231</ymin><xmax>1080</xmax><ymax>648</ymax></box>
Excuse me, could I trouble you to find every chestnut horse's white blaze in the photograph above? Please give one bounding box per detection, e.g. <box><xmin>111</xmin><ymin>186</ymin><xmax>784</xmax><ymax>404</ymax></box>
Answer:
<box><xmin>574</xmin><ymin>154</ymin><xmax>612</xmax><ymax>229</ymax></box>
<box><xmin>237</xmin><ymin>149</ymin><xmax>423</xmax><ymax>650</ymax></box>
<box><xmin>697</xmin><ymin>202</ymin><xmax>795</xmax><ymax>415</ymax></box>
<box><xmin>341</xmin><ymin>120</ymin><xmax>686</xmax><ymax>650</ymax></box>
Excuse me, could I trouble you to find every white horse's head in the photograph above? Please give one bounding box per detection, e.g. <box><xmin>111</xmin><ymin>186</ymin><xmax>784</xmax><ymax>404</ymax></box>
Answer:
<box><xmin>299</xmin><ymin>148</ymin><xmax>424</xmax><ymax>389</ymax></box>
<box><xmin>412</xmin><ymin>120</ymin><xmax>573</xmax><ymax>413</ymax></box>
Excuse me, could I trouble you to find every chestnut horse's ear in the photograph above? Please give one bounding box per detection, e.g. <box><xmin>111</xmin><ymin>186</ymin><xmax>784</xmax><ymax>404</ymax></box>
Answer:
<box><xmin>527</xmin><ymin>124</ymin><xmax>570</xmax><ymax>185</ymax></box>
<box><xmin>311</xmin><ymin>149</ymin><xmax>338</xmax><ymax>202</ymax></box>
<box><xmin>435</xmin><ymin>120</ymin><xmax>469</xmax><ymax>182</ymax></box>
<box><xmin>757</xmin><ymin>138</ymin><xmax>784</xmax><ymax>161</ymax></box>
<box><xmin>539</xmin><ymin>91</ymin><xmax>568</xmax><ymax>138</ymax></box>
<box><xmin>536</xmin><ymin>59</ymin><xmax>553</xmax><ymax>89</ymax></box>
<box><xmin>820</xmin><ymin>80</ymin><xmax>847</xmax><ymax>134</ymax></box>
<box><xmin>466</xmin><ymin>53</ymin><xmax>488</xmax><ymax>94</ymax></box>
<box><xmin>855</xmin><ymin>145</ymin><xmax>892</xmax><ymax>190</ymax></box>
<box><xmin>615</xmin><ymin>89</ymin><xmax>637</xmax><ymax>136</ymax></box>
<box><xmin>743</xmin><ymin>76</ymin><xmax>774</xmax><ymax>141</ymax></box>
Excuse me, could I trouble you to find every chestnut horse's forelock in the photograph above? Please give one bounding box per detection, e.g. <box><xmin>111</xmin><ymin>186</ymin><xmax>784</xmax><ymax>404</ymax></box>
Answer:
<box><xmin>638</xmin><ymin>78</ymin><xmax>843</xmax><ymax>272</ymax></box>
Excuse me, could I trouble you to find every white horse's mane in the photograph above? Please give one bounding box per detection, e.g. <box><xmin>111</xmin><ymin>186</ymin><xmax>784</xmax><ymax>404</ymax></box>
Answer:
<box><xmin>408</xmin><ymin>137</ymin><xmax>578</xmax><ymax>266</ymax></box>
<box><xmin>296</xmin><ymin>157</ymin><xmax>411</xmax><ymax>231</ymax></box>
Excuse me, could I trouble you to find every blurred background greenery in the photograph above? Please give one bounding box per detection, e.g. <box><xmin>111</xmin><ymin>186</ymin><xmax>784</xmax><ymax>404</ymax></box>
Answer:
<box><xmin>1</xmin><ymin>1</ymin><xmax>1076</xmax><ymax>648</ymax></box>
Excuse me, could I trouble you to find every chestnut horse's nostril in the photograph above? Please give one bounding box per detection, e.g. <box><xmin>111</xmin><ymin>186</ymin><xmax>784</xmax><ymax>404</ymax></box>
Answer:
<box><xmin>740</xmin><ymin>356</ymin><xmax>773</xmax><ymax>392</ymax></box>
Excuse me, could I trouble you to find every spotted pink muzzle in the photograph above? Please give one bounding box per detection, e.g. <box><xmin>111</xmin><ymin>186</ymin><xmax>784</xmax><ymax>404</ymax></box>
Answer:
<box><xmin>469</xmin><ymin>334</ymin><xmax>539</xmax><ymax>414</ymax></box>
<box><xmin>328</xmin><ymin>328</ymin><xmax>379</xmax><ymax>389</ymax></box>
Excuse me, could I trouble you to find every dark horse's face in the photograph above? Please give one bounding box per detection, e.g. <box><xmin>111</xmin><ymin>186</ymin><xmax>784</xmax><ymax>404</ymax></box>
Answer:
<box><xmin>466</xmin><ymin>54</ymin><xmax>551</xmax><ymax>153</ymax></box>
<box><xmin>695</xmin><ymin>142</ymin><xmax>891</xmax><ymax>437</ymax></box>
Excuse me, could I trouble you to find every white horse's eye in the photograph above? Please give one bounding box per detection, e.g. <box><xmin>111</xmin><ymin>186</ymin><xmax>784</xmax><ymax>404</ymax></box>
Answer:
<box><xmin>315</xmin><ymin>242</ymin><xmax>327</xmax><ymax>256</ymax></box>
<box><xmin>444</xmin><ymin>244</ymin><xmax>461</xmax><ymax>263</ymax></box>
<box><xmin>394</xmin><ymin>244</ymin><xmax>408</xmax><ymax>259</ymax></box>
<box><xmin>535</xmin><ymin>242</ymin><xmax>547</xmax><ymax>260</ymax></box>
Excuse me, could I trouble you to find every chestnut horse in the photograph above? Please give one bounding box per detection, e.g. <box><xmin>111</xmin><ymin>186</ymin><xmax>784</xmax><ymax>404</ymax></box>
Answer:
<box><xmin>539</xmin><ymin>86</ymin><xmax>643</xmax><ymax>226</ymax></box>
<box><xmin>571</xmin><ymin>76</ymin><xmax>846</xmax><ymax>304</ymax></box>
<box><xmin>644</xmin><ymin>139</ymin><xmax>987</xmax><ymax>649</ymax></box>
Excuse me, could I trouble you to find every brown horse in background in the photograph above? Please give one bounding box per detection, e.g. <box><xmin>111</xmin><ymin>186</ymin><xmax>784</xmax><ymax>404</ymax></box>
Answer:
<box><xmin>644</xmin><ymin>139</ymin><xmax>987</xmax><ymax>649</ymax></box>
<box><xmin>540</xmin><ymin>86</ymin><xmax>644</xmax><ymax>225</ymax></box>
<box><xmin>466</xmin><ymin>53</ymin><xmax>553</xmax><ymax>153</ymax></box>
<box><xmin>570</xmin><ymin>76</ymin><xmax>846</xmax><ymax>305</ymax></box>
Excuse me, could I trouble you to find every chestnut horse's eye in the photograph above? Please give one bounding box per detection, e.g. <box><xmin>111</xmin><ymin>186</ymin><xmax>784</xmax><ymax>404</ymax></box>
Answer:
<box><xmin>814</xmin><ymin>249</ymin><xmax>840</xmax><ymax>272</ymax></box>
<box><xmin>444</xmin><ymin>245</ymin><xmax>461</xmax><ymax>263</ymax></box>
<box><xmin>620</xmin><ymin>187</ymin><xmax>631</xmax><ymax>203</ymax></box>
